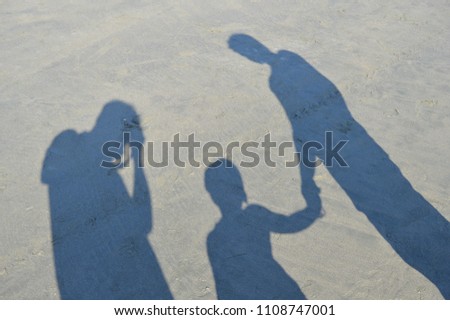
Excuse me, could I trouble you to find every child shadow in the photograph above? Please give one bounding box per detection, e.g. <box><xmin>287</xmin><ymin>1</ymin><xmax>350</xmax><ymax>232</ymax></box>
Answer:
<box><xmin>206</xmin><ymin>159</ymin><xmax>322</xmax><ymax>299</ymax></box>
<box><xmin>41</xmin><ymin>100</ymin><xmax>172</xmax><ymax>299</ymax></box>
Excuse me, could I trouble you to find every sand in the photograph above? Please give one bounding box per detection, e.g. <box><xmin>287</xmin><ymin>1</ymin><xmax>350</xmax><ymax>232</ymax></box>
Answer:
<box><xmin>1</xmin><ymin>0</ymin><xmax>449</xmax><ymax>299</ymax></box>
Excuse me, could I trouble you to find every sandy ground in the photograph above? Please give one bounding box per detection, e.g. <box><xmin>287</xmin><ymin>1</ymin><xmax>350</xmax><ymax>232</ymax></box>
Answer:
<box><xmin>1</xmin><ymin>0</ymin><xmax>449</xmax><ymax>299</ymax></box>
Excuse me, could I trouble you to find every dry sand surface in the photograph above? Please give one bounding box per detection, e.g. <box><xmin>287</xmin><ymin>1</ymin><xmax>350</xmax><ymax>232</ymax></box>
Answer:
<box><xmin>1</xmin><ymin>0</ymin><xmax>449</xmax><ymax>299</ymax></box>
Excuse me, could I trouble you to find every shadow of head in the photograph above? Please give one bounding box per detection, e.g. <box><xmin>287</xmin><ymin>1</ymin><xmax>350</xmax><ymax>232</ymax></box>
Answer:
<box><xmin>92</xmin><ymin>100</ymin><xmax>140</xmax><ymax>137</ymax></box>
<box><xmin>228</xmin><ymin>34</ymin><xmax>274</xmax><ymax>64</ymax></box>
<box><xmin>205</xmin><ymin>159</ymin><xmax>247</xmax><ymax>213</ymax></box>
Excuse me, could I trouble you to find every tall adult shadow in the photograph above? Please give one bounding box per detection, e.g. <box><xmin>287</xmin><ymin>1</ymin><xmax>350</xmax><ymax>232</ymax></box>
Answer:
<box><xmin>228</xmin><ymin>34</ymin><xmax>450</xmax><ymax>298</ymax></box>
<box><xmin>206</xmin><ymin>159</ymin><xmax>322</xmax><ymax>299</ymax></box>
<box><xmin>41</xmin><ymin>100</ymin><xmax>172</xmax><ymax>299</ymax></box>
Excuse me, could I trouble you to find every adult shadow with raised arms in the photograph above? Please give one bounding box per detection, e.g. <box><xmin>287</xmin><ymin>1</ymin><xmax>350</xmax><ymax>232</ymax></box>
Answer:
<box><xmin>41</xmin><ymin>100</ymin><xmax>172</xmax><ymax>299</ymax></box>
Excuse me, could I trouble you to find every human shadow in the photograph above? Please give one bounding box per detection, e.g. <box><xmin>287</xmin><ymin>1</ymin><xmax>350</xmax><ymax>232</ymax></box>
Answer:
<box><xmin>206</xmin><ymin>159</ymin><xmax>322</xmax><ymax>299</ymax></box>
<box><xmin>228</xmin><ymin>34</ymin><xmax>450</xmax><ymax>298</ymax></box>
<box><xmin>41</xmin><ymin>100</ymin><xmax>172</xmax><ymax>299</ymax></box>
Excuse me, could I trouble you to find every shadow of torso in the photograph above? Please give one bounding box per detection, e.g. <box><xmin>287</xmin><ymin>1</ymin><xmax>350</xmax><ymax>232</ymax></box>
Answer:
<box><xmin>268</xmin><ymin>51</ymin><xmax>450</xmax><ymax>298</ymax></box>
<box><xmin>208</xmin><ymin>204</ymin><xmax>305</xmax><ymax>300</ymax></box>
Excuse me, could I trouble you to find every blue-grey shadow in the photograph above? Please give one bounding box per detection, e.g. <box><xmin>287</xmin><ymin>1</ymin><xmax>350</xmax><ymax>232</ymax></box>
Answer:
<box><xmin>228</xmin><ymin>34</ymin><xmax>450</xmax><ymax>298</ymax></box>
<box><xmin>41</xmin><ymin>100</ymin><xmax>172</xmax><ymax>299</ymax></box>
<box><xmin>206</xmin><ymin>159</ymin><xmax>322</xmax><ymax>299</ymax></box>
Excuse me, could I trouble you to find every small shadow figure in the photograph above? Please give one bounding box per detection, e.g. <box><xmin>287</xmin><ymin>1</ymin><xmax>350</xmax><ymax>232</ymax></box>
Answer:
<box><xmin>206</xmin><ymin>159</ymin><xmax>322</xmax><ymax>299</ymax></box>
<box><xmin>228</xmin><ymin>34</ymin><xmax>450</xmax><ymax>298</ymax></box>
<box><xmin>41</xmin><ymin>100</ymin><xmax>172</xmax><ymax>299</ymax></box>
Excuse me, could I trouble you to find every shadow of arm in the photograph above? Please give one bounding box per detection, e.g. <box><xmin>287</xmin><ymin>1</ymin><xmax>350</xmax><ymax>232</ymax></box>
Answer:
<box><xmin>131</xmin><ymin>126</ymin><xmax>152</xmax><ymax>232</ymax></box>
<box><xmin>251</xmin><ymin>164</ymin><xmax>323</xmax><ymax>233</ymax></box>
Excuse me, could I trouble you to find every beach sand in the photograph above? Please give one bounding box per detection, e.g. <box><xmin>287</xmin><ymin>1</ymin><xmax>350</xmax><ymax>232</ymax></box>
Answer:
<box><xmin>1</xmin><ymin>0</ymin><xmax>449</xmax><ymax>299</ymax></box>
